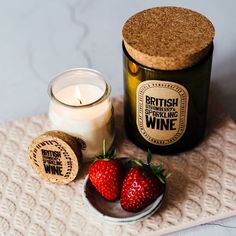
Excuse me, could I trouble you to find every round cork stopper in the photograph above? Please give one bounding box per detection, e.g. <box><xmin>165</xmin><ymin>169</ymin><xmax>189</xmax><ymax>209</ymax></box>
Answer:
<box><xmin>122</xmin><ymin>7</ymin><xmax>215</xmax><ymax>70</ymax></box>
<box><xmin>28</xmin><ymin>131</ymin><xmax>83</xmax><ymax>184</ymax></box>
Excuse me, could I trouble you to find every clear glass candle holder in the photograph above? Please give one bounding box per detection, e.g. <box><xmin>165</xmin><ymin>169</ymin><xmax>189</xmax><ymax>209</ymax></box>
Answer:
<box><xmin>48</xmin><ymin>68</ymin><xmax>115</xmax><ymax>160</ymax></box>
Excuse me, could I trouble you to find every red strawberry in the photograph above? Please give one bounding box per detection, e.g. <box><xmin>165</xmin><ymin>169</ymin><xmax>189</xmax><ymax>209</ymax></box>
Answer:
<box><xmin>89</xmin><ymin>141</ymin><xmax>124</xmax><ymax>201</ymax></box>
<box><xmin>120</xmin><ymin>150</ymin><xmax>170</xmax><ymax>212</ymax></box>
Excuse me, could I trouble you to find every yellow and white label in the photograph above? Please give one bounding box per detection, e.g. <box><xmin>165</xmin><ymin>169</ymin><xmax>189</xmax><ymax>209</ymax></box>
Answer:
<box><xmin>136</xmin><ymin>80</ymin><xmax>189</xmax><ymax>146</ymax></box>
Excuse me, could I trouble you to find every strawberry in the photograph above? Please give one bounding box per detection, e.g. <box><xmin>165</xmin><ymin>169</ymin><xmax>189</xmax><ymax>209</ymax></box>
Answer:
<box><xmin>120</xmin><ymin>149</ymin><xmax>170</xmax><ymax>212</ymax></box>
<box><xmin>88</xmin><ymin>141</ymin><xmax>124</xmax><ymax>201</ymax></box>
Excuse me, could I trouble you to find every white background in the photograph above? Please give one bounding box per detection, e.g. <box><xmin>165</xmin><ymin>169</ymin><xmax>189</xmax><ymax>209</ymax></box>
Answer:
<box><xmin>0</xmin><ymin>0</ymin><xmax>236</xmax><ymax>235</ymax></box>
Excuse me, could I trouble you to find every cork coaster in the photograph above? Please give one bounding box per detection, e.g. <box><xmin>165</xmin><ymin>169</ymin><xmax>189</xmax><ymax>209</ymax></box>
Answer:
<box><xmin>28</xmin><ymin>131</ymin><xmax>82</xmax><ymax>184</ymax></box>
<box><xmin>122</xmin><ymin>7</ymin><xmax>215</xmax><ymax>70</ymax></box>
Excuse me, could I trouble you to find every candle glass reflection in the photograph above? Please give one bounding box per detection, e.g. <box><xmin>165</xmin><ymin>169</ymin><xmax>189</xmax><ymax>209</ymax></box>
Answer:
<box><xmin>48</xmin><ymin>68</ymin><xmax>115</xmax><ymax>160</ymax></box>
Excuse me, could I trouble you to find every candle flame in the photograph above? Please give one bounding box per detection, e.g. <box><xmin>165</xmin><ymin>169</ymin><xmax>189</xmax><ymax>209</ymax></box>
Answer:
<box><xmin>75</xmin><ymin>86</ymin><xmax>82</xmax><ymax>105</ymax></box>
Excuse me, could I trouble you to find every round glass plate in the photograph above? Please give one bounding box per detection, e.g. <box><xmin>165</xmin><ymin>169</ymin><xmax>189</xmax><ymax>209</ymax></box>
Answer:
<box><xmin>82</xmin><ymin>160</ymin><xmax>167</xmax><ymax>224</ymax></box>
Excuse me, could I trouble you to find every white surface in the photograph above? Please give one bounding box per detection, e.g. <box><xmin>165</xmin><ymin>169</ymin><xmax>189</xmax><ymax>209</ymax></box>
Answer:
<box><xmin>0</xmin><ymin>0</ymin><xmax>235</xmax><ymax>235</ymax></box>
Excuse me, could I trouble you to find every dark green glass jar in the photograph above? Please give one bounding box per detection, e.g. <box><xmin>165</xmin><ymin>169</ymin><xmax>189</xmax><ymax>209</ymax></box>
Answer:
<box><xmin>123</xmin><ymin>43</ymin><xmax>214</xmax><ymax>154</ymax></box>
<box><xmin>122</xmin><ymin>7</ymin><xmax>215</xmax><ymax>154</ymax></box>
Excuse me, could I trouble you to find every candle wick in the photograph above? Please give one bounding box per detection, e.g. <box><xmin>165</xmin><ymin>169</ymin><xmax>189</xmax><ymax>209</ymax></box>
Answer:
<box><xmin>77</xmin><ymin>98</ymin><xmax>82</xmax><ymax>105</ymax></box>
<box><xmin>75</xmin><ymin>86</ymin><xmax>82</xmax><ymax>104</ymax></box>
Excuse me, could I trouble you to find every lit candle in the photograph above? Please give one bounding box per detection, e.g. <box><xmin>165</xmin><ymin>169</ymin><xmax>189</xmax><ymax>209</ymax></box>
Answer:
<box><xmin>48</xmin><ymin>68</ymin><xmax>115</xmax><ymax>160</ymax></box>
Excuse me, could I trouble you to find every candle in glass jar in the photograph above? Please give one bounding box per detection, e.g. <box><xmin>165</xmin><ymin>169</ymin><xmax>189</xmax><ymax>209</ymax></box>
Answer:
<box><xmin>48</xmin><ymin>68</ymin><xmax>115</xmax><ymax>160</ymax></box>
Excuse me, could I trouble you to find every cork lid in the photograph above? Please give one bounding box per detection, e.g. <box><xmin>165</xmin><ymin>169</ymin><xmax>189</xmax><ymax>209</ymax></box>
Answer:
<box><xmin>28</xmin><ymin>131</ymin><xmax>83</xmax><ymax>184</ymax></box>
<box><xmin>122</xmin><ymin>7</ymin><xmax>215</xmax><ymax>70</ymax></box>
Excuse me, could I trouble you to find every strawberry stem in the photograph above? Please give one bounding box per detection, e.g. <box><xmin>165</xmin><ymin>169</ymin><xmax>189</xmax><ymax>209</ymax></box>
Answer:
<box><xmin>103</xmin><ymin>139</ymin><xmax>106</xmax><ymax>156</ymax></box>
<box><xmin>93</xmin><ymin>139</ymin><xmax>116</xmax><ymax>162</ymax></box>
<box><xmin>134</xmin><ymin>160</ymin><xmax>143</xmax><ymax>167</ymax></box>
<box><xmin>133</xmin><ymin>150</ymin><xmax>171</xmax><ymax>184</ymax></box>
<box><xmin>147</xmin><ymin>149</ymin><xmax>152</xmax><ymax>164</ymax></box>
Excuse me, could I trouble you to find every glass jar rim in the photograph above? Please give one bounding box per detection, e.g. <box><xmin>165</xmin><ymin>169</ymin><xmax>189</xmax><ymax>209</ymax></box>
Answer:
<box><xmin>48</xmin><ymin>68</ymin><xmax>111</xmax><ymax>108</ymax></box>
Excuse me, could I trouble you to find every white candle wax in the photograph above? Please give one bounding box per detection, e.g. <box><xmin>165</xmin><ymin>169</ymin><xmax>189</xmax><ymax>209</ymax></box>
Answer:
<box><xmin>55</xmin><ymin>84</ymin><xmax>103</xmax><ymax>106</ymax></box>
<box><xmin>48</xmin><ymin>69</ymin><xmax>115</xmax><ymax>160</ymax></box>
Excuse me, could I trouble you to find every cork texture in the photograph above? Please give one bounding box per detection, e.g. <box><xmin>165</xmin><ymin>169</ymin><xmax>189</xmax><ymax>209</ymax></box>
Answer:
<box><xmin>28</xmin><ymin>131</ymin><xmax>82</xmax><ymax>184</ymax></box>
<box><xmin>122</xmin><ymin>7</ymin><xmax>215</xmax><ymax>70</ymax></box>
<box><xmin>0</xmin><ymin>96</ymin><xmax>236</xmax><ymax>235</ymax></box>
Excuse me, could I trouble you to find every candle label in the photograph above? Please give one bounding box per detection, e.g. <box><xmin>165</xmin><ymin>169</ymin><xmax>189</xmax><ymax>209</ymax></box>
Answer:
<box><xmin>136</xmin><ymin>80</ymin><xmax>189</xmax><ymax>145</ymax></box>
